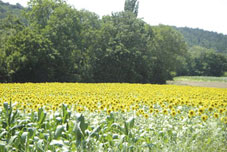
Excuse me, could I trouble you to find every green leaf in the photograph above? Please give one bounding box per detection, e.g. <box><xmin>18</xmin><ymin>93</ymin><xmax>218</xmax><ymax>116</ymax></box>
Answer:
<box><xmin>62</xmin><ymin>104</ymin><xmax>69</xmax><ymax>123</ymax></box>
<box><xmin>76</xmin><ymin>114</ymin><xmax>88</xmax><ymax>134</ymax></box>
<box><xmin>10</xmin><ymin>124</ymin><xmax>24</xmax><ymax>132</ymax></box>
<box><xmin>28</xmin><ymin>127</ymin><xmax>35</xmax><ymax>138</ymax></box>
<box><xmin>36</xmin><ymin>139</ymin><xmax>45</xmax><ymax>152</ymax></box>
<box><xmin>106</xmin><ymin>113</ymin><xmax>114</xmax><ymax>125</ymax></box>
<box><xmin>124</xmin><ymin>121</ymin><xmax>128</xmax><ymax>136</ymax></box>
<box><xmin>89</xmin><ymin>125</ymin><xmax>101</xmax><ymax>138</ymax></box>
<box><xmin>74</xmin><ymin>122</ymin><xmax>84</xmax><ymax>146</ymax></box>
<box><xmin>112</xmin><ymin>134</ymin><xmax>118</xmax><ymax>139</ymax></box>
<box><xmin>3</xmin><ymin>102</ymin><xmax>8</xmax><ymax>112</ymax></box>
<box><xmin>30</xmin><ymin>111</ymin><xmax>35</xmax><ymax>122</ymax></box>
<box><xmin>8</xmin><ymin>135</ymin><xmax>17</xmax><ymax>145</ymax></box>
<box><xmin>0</xmin><ymin>141</ymin><xmax>6</xmax><ymax>152</ymax></box>
<box><xmin>50</xmin><ymin>140</ymin><xmax>64</xmax><ymax>147</ymax></box>
<box><xmin>21</xmin><ymin>132</ymin><xmax>29</xmax><ymax>143</ymax></box>
<box><xmin>77</xmin><ymin>114</ymin><xmax>85</xmax><ymax>124</ymax></box>
<box><xmin>111</xmin><ymin>123</ymin><xmax>124</xmax><ymax>133</ymax></box>
<box><xmin>206</xmin><ymin>138</ymin><xmax>212</xmax><ymax>145</ymax></box>
<box><xmin>105</xmin><ymin>134</ymin><xmax>112</xmax><ymax>142</ymax></box>
<box><xmin>0</xmin><ymin>131</ymin><xmax>7</xmax><ymax>138</ymax></box>
<box><xmin>126</xmin><ymin>117</ymin><xmax>134</xmax><ymax>128</ymax></box>
<box><xmin>54</xmin><ymin>125</ymin><xmax>64</xmax><ymax>139</ymax></box>
<box><xmin>38</xmin><ymin>108</ymin><xmax>46</xmax><ymax>125</ymax></box>
<box><xmin>38</xmin><ymin>108</ymin><xmax>43</xmax><ymax>122</ymax></box>
<box><xmin>10</xmin><ymin>110</ymin><xmax>18</xmax><ymax>124</ymax></box>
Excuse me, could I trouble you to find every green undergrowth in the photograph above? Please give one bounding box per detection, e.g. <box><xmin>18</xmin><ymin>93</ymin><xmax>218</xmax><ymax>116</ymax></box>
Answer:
<box><xmin>0</xmin><ymin>102</ymin><xmax>226</xmax><ymax>152</ymax></box>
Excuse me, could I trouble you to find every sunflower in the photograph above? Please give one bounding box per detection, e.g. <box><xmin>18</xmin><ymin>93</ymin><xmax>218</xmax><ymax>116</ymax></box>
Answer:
<box><xmin>208</xmin><ymin>106</ymin><xmax>213</xmax><ymax>112</ymax></box>
<box><xmin>168</xmin><ymin>104</ymin><xmax>173</xmax><ymax>109</ymax></box>
<box><xmin>107</xmin><ymin>109</ymin><xmax>112</xmax><ymax>115</ymax></box>
<box><xmin>177</xmin><ymin>109</ymin><xmax>181</xmax><ymax>114</ymax></box>
<box><xmin>218</xmin><ymin>108</ymin><xmax>224</xmax><ymax>114</ymax></box>
<box><xmin>100</xmin><ymin>105</ymin><xmax>105</xmax><ymax>110</ymax></box>
<box><xmin>188</xmin><ymin>110</ymin><xmax>195</xmax><ymax>118</ymax></box>
<box><xmin>201</xmin><ymin>115</ymin><xmax>208</xmax><ymax>122</ymax></box>
<box><xmin>139</xmin><ymin>109</ymin><xmax>144</xmax><ymax>115</ymax></box>
<box><xmin>171</xmin><ymin>110</ymin><xmax>176</xmax><ymax>117</ymax></box>
<box><xmin>149</xmin><ymin>108</ymin><xmax>153</xmax><ymax>114</ymax></box>
<box><xmin>214</xmin><ymin>113</ymin><xmax>219</xmax><ymax>119</ymax></box>
<box><xmin>163</xmin><ymin>109</ymin><xmax>168</xmax><ymax>115</ymax></box>
<box><xmin>144</xmin><ymin>114</ymin><xmax>149</xmax><ymax>119</ymax></box>
<box><xmin>161</xmin><ymin>104</ymin><xmax>165</xmax><ymax>108</ymax></box>
<box><xmin>52</xmin><ymin>106</ymin><xmax>57</xmax><ymax>111</ymax></box>
<box><xmin>198</xmin><ymin>107</ymin><xmax>204</xmax><ymax>115</ymax></box>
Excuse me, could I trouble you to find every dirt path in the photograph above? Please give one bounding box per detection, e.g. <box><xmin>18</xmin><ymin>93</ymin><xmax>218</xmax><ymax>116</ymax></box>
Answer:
<box><xmin>167</xmin><ymin>80</ymin><xmax>227</xmax><ymax>88</ymax></box>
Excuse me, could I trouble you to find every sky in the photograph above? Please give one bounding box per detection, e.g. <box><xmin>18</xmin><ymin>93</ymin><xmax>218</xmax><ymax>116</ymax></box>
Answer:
<box><xmin>2</xmin><ymin>0</ymin><xmax>227</xmax><ymax>35</ymax></box>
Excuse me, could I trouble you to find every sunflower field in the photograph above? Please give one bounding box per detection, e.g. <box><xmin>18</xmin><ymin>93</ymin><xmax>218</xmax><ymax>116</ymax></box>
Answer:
<box><xmin>0</xmin><ymin>83</ymin><xmax>227</xmax><ymax>151</ymax></box>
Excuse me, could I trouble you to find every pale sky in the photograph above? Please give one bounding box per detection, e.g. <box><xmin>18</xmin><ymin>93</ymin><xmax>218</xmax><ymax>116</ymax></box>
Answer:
<box><xmin>2</xmin><ymin>0</ymin><xmax>227</xmax><ymax>35</ymax></box>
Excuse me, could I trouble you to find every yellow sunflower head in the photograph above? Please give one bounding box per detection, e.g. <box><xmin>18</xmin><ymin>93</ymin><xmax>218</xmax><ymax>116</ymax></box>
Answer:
<box><xmin>201</xmin><ymin>115</ymin><xmax>208</xmax><ymax>122</ymax></box>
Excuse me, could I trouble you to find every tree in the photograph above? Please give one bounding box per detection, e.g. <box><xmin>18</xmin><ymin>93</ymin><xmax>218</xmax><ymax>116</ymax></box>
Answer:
<box><xmin>124</xmin><ymin>0</ymin><xmax>139</xmax><ymax>17</ymax></box>
<box><xmin>26</xmin><ymin>0</ymin><xmax>93</xmax><ymax>82</ymax></box>
<box><xmin>185</xmin><ymin>46</ymin><xmax>227</xmax><ymax>76</ymax></box>
<box><xmin>0</xmin><ymin>15</ymin><xmax>25</xmax><ymax>82</ymax></box>
<box><xmin>76</xmin><ymin>10</ymin><xmax>101</xmax><ymax>82</ymax></box>
<box><xmin>0</xmin><ymin>48</ymin><xmax>8</xmax><ymax>82</ymax></box>
<box><xmin>41</xmin><ymin>4</ymin><xmax>82</xmax><ymax>81</ymax></box>
<box><xmin>93</xmin><ymin>11</ymin><xmax>153</xmax><ymax>83</ymax></box>
<box><xmin>26</xmin><ymin>0</ymin><xmax>64</xmax><ymax>29</ymax></box>
<box><xmin>149</xmin><ymin>25</ymin><xmax>187</xmax><ymax>83</ymax></box>
<box><xmin>4</xmin><ymin>28</ymin><xmax>56</xmax><ymax>82</ymax></box>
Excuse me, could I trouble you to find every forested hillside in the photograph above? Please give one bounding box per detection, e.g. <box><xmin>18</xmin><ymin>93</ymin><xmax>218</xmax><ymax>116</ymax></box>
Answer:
<box><xmin>0</xmin><ymin>0</ymin><xmax>227</xmax><ymax>83</ymax></box>
<box><xmin>0</xmin><ymin>0</ymin><xmax>23</xmax><ymax>19</ymax></box>
<box><xmin>175</xmin><ymin>27</ymin><xmax>227</xmax><ymax>53</ymax></box>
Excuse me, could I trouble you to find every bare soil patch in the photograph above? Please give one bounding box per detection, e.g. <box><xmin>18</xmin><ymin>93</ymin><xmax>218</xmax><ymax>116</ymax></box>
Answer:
<box><xmin>167</xmin><ymin>80</ymin><xmax>227</xmax><ymax>88</ymax></box>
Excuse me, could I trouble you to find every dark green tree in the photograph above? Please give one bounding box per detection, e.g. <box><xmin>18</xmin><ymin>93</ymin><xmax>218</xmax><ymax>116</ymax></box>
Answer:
<box><xmin>0</xmin><ymin>49</ymin><xmax>8</xmax><ymax>82</ymax></box>
<box><xmin>41</xmin><ymin>4</ymin><xmax>81</xmax><ymax>81</ymax></box>
<box><xmin>93</xmin><ymin>11</ymin><xmax>153</xmax><ymax>83</ymax></box>
<box><xmin>76</xmin><ymin>10</ymin><xmax>101</xmax><ymax>82</ymax></box>
<box><xmin>150</xmin><ymin>25</ymin><xmax>187</xmax><ymax>83</ymax></box>
<box><xmin>4</xmin><ymin>28</ymin><xmax>56</xmax><ymax>82</ymax></box>
<box><xmin>0</xmin><ymin>15</ymin><xmax>25</xmax><ymax>82</ymax></box>
<box><xmin>185</xmin><ymin>46</ymin><xmax>227</xmax><ymax>76</ymax></box>
<box><xmin>26</xmin><ymin>0</ymin><xmax>94</xmax><ymax>82</ymax></box>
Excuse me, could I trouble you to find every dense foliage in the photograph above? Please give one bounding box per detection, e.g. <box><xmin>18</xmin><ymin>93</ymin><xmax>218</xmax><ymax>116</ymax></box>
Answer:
<box><xmin>0</xmin><ymin>0</ymin><xmax>227</xmax><ymax>83</ymax></box>
<box><xmin>0</xmin><ymin>83</ymin><xmax>227</xmax><ymax>151</ymax></box>
<box><xmin>177</xmin><ymin>46</ymin><xmax>227</xmax><ymax>76</ymax></box>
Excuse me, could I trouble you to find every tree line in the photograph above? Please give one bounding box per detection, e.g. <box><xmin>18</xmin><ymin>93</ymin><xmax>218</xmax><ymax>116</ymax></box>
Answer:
<box><xmin>0</xmin><ymin>0</ymin><xmax>226</xmax><ymax>83</ymax></box>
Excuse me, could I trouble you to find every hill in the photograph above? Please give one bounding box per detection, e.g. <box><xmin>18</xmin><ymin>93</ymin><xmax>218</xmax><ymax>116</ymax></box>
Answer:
<box><xmin>175</xmin><ymin>27</ymin><xmax>227</xmax><ymax>53</ymax></box>
<box><xmin>0</xmin><ymin>0</ymin><xmax>24</xmax><ymax>19</ymax></box>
